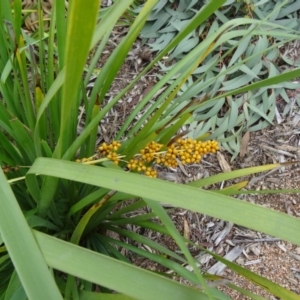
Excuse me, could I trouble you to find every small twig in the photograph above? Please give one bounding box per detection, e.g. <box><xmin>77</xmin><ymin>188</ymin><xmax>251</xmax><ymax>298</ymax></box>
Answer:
<box><xmin>233</xmin><ymin>237</ymin><xmax>281</xmax><ymax>244</ymax></box>
<box><xmin>249</xmin><ymin>167</ymin><xmax>281</xmax><ymax>185</ymax></box>
<box><xmin>244</xmin><ymin>259</ymin><xmax>261</xmax><ymax>266</ymax></box>
<box><xmin>261</xmin><ymin>144</ymin><xmax>296</xmax><ymax>158</ymax></box>
<box><xmin>288</xmin><ymin>252</ymin><xmax>300</xmax><ymax>262</ymax></box>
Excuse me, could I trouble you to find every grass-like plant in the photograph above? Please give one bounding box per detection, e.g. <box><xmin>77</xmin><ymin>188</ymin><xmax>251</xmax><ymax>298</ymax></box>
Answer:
<box><xmin>0</xmin><ymin>0</ymin><xmax>300</xmax><ymax>299</ymax></box>
<box><xmin>140</xmin><ymin>0</ymin><xmax>300</xmax><ymax>158</ymax></box>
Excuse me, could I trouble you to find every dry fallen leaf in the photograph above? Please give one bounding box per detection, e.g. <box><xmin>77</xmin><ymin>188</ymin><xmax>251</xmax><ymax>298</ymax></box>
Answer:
<box><xmin>240</xmin><ymin>131</ymin><xmax>250</xmax><ymax>158</ymax></box>
<box><xmin>183</xmin><ymin>217</ymin><xmax>190</xmax><ymax>243</ymax></box>
<box><xmin>176</xmin><ymin>158</ymin><xmax>190</xmax><ymax>177</ymax></box>
<box><xmin>217</xmin><ymin>151</ymin><xmax>231</xmax><ymax>172</ymax></box>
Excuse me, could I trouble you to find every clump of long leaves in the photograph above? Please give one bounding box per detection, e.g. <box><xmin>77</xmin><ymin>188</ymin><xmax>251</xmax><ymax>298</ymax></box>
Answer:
<box><xmin>0</xmin><ymin>0</ymin><xmax>300</xmax><ymax>299</ymax></box>
<box><xmin>139</xmin><ymin>0</ymin><xmax>300</xmax><ymax>158</ymax></box>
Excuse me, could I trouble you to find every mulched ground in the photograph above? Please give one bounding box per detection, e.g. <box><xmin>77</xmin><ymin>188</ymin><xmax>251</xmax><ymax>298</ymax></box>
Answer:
<box><xmin>82</xmin><ymin>34</ymin><xmax>300</xmax><ymax>298</ymax></box>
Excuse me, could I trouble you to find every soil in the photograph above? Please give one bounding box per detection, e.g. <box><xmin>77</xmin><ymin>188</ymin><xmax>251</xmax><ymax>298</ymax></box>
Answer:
<box><xmin>213</xmin><ymin>124</ymin><xmax>300</xmax><ymax>299</ymax></box>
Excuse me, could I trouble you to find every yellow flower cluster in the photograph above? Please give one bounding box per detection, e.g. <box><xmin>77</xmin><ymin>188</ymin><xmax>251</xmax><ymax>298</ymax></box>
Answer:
<box><xmin>127</xmin><ymin>159</ymin><xmax>158</xmax><ymax>178</ymax></box>
<box><xmin>98</xmin><ymin>141</ymin><xmax>122</xmax><ymax>164</ymax></box>
<box><xmin>157</xmin><ymin>138</ymin><xmax>219</xmax><ymax>168</ymax></box>
<box><xmin>95</xmin><ymin>138</ymin><xmax>219</xmax><ymax>178</ymax></box>
<box><xmin>126</xmin><ymin>141</ymin><xmax>163</xmax><ymax>178</ymax></box>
